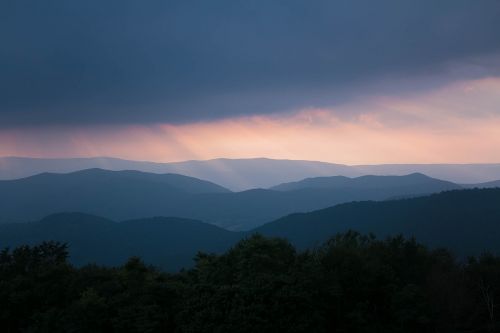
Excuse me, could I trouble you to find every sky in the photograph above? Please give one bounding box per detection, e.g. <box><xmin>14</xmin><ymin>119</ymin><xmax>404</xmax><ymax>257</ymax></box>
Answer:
<box><xmin>1</xmin><ymin>0</ymin><xmax>500</xmax><ymax>164</ymax></box>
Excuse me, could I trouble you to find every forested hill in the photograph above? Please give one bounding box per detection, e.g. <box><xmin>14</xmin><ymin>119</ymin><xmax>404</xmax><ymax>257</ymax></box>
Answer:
<box><xmin>0</xmin><ymin>170</ymin><xmax>465</xmax><ymax>230</ymax></box>
<box><xmin>0</xmin><ymin>213</ymin><xmax>240</xmax><ymax>271</ymax></box>
<box><xmin>256</xmin><ymin>188</ymin><xmax>500</xmax><ymax>255</ymax></box>
<box><xmin>1</xmin><ymin>188</ymin><xmax>500</xmax><ymax>270</ymax></box>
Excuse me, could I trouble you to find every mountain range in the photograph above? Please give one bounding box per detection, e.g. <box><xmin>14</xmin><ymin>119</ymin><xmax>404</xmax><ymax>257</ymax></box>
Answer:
<box><xmin>256</xmin><ymin>188</ymin><xmax>500</xmax><ymax>255</ymax></box>
<box><xmin>2</xmin><ymin>156</ymin><xmax>500</xmax><ymax>190</ymax></box>
<box><xmin>1</xmin><ymin>188</ymin><xmax>499</xmax><ymax>271</ymax></box>
<box><xmin>270</xmin><ymin>173</ymin><xmax>460</xmax><ymax>193</ymax></box>
<box><xmin>0</xmin><ymin>169</ymin><xmax>464</xmax><ymax>230</ymax></box>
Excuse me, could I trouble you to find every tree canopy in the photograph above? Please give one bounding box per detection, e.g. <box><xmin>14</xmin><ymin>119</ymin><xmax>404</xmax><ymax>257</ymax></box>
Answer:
<box><xmin>1</xmin><ymin>233</ymin><xmax>500</xmax><ymax>332</ymax></box>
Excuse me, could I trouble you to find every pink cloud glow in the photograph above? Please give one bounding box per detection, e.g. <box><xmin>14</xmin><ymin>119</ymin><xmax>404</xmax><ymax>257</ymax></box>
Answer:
<box><xmin>1</xmin><ymin>77</ymin><xmax>500</xmax><ymax>164</ymax></box>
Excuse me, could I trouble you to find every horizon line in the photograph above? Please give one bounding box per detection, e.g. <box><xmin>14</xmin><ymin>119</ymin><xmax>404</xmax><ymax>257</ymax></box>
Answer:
<box><xmin>2</xmin><ymin>155</ymin><xmax>500</xmax><ymax>166</ymax></box>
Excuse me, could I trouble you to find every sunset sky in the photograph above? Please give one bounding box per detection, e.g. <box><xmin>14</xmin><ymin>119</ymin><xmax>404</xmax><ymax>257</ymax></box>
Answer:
<box><xmin>2</xmin><ymin>0</ymin><xmax>500</xmax><ymax>164</ymax></box>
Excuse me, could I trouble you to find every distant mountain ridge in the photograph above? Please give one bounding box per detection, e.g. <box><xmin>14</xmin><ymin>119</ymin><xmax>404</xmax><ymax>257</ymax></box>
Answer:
<box><xmin>14</xmin><ymin>168</ymin><xmax>231</xmax><ymax>193</ymax></box>
<box><xmin>270</xmin><ymin>173</ymin><xmax>460</xmax><ymax>194</ymax></box>
<box><xmin>462</xmin><ymin>180</ymin><xmax>500</xmax><ymax>189</ymax></box>
<box><xmin>1</xmin><ymin>188</ymin><xmax>500</xmax><ymax>270</ymax></box>
<box><xmin>2</xmin><ymin>156</ymin><xmax>500</xmax><ymax>190</ymax></box>
<box><xmin>0</xmin><ymin>169</ymin><xmax>463</xmax><ymax>230</ymax></box>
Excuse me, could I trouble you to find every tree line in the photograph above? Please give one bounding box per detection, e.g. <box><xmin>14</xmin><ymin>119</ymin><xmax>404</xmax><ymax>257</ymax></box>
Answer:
<box><xmin>1</xmin><ymin>232</ymin><xmax>500</xmax><ymax>332</ymax></box>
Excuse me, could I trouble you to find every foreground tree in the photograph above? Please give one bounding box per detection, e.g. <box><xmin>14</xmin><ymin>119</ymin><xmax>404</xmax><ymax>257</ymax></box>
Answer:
<box><xmin>1</xmin><ymin>234</ymin><xmax>500</xmax><ymax>332</ymax></box>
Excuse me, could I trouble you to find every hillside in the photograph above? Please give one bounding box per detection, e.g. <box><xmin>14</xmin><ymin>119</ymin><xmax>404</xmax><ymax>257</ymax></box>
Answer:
<box><xmin>0</xmin><ymin>170</ymin><xmax>462</xmax><ymax>230</ymax></box>
<box><xmin>256</xmin><ymin>188</ymin><xmax>500</xmax><ymax>256</ymax></box>
<box><xmin>1</xmin><ymin>189</ymin><xmax>500</xmax><ymax>270</ymax></box>
<box><xmin>0</xmin><ymin>213</ymin><xmax>239</xmax><ymax>271</ymax></box>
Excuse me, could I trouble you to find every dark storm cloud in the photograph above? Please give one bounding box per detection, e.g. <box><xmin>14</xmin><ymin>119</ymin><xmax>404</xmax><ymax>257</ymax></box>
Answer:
<box><xmin>1</xmin><ymin>0</ymin><xmax>500</xmax><ymax>126</ymax></box>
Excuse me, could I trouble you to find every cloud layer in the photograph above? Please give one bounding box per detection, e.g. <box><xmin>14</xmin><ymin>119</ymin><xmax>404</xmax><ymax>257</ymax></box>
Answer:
<box><xmin>1</xmin><ymin>0</ymin><xmax>500</xmax><ymax>126</ymax></box>
<box><xmin>2</xmin><ymin>77</ymin><xmax>499</xmax><ymax>163</ymax></box>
